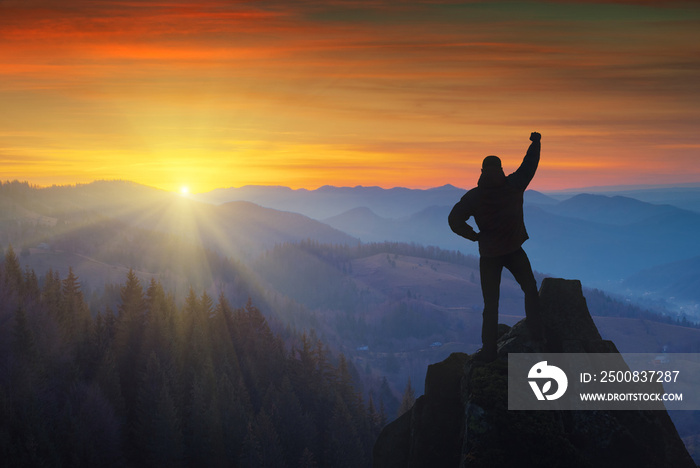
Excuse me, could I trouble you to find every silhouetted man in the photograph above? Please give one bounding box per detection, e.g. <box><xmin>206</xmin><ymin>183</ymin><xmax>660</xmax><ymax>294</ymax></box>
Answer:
<box><xmin>448</xmin><ymin>132</ymin><xmax>543</xmax><ymax>362</ymax></box>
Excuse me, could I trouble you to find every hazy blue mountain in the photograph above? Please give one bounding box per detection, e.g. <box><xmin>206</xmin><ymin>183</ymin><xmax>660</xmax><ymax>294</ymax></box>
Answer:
<box><xmin>548</xmin><ymin>183</ymin><xmax>700</xmax><ymax>213</ymax></box>
<box><xmin>195</xmin><ymin>184</ymin><xmax>298</xmax><ymax>208</ymax></box>
<box><xmin>323</xmin><ymin>205</ymin><xmax>478</xmax><ymax>255</ymax></box>
<box><xmin>623</xmin><ymin>256</ymin><xmax>700</xmax><ymax>304</ymax></box>
<box><xmin>195</xmin><ymin>184</ymin><xmax>562</xmax><ymax>220</ymax></box>
<box><xmin>194</xmin><ymin>184</ymin><xmax>467</xmax><ymax>219</ymax></box>
<box><xmin>403</xmin><ymin>206</ymin><xmax>462</xmax><ymax>247</ymax></box>
<box><xmin>523</xmin><ymin>190</ymin><xmax>559</xmax><ymax>205</ymax></box>
<box><xmin>534</xmin><ymin>193</ymin><xmax>684</xmax><ymax>225</ymax></box>
<box><xmin>323</xmin><ymin>207</ymin><xmax>398</xmax><ymax>242</ymax></box>
<box><xmin>526</xmin><ymin>198</ymin><xmax>700</xmax><ymax>285</ymax></box>
<box><xmin>523</xmin><ymin>205</ymin><xmax>625</xmax><ymax>279</ymax></box>
<box><xmin>0</xmin><ymin>180</ymin><xmax>358</xmax><ymax>261</ymax></box>
<box><xmin>320</xmin><ymin>189</ymin><xmax>700</xmax><ymax>292</ymax></box>
<box><xmin>207</xmin><ymin>201</ymin><xmax>359</xmax><ymax>256</ymax></box>
<box><xmin>609</xmin><ymin>186</ymin><xmax>700</xmax><ymax>213</ymax></box>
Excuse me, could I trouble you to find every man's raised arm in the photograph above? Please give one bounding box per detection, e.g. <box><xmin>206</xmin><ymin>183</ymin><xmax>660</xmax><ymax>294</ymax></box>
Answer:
<box><xmin>510</xmin><ymin>132</ymin><xmax>541</xmax><ymax>191</ymax></box>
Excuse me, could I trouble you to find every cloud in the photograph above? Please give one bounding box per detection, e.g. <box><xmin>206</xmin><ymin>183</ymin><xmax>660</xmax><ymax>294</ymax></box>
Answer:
<box><xmin>1</xmin><ymin>0</ymin><xmax>699</xmax><ymax>190</ymax></box>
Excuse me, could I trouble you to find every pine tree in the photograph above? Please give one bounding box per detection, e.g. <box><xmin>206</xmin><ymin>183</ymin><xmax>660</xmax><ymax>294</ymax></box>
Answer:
<box><xmin>209</xmin><ymin>294</ymin><xmax>240</xmax><ymax>376</ymax></box>
<box><xmin>62</xmin><ymin>383</ymin><xmax>123</xmax><ymax>468</ymax></box>
<box><xmin>366</xmin><ymin>394</ymin><xmax>384</xmax><ymax>442</ymax></box>
<box><xmin>327</xmin><ymin>393</ymin><xmax>364</xmax><ymax>468</ymax></box>
<box><xmin>379</xmin><ymin>376</ymin><xmax>399</xmax><ymax>419</ymax></box>
<box><xmin>184</xmin><ymin>375</ymin><xmax>221</xmax><ymax>468</ymax></box>
<box><xmin>200</xmin><ymin>291</ymin><xmax>214</xmax><ymax>319</ymax></box>
<box><xmin>144</xmin><ymin>278</ymin><xmax>164</xmax><ymax>327</ymax></box>
<box><xmin>335</xmin><ymin>354</ymin><xmax>365</xmax><ymax>431</ymax></box>
<box><xmin>41</xmin><ymin>269</ymin><xmax>62</xmax><ymax>315</ymax></box>
<box><xmin>118</xmin><ymin>270</ymin><xmax>145</xmax><ymax>322</ymax></box>
<box><xmin>216</xmin><ymin>372</ymin><xmax>250</xmax><ymax>465</ymax></box>
<box><xmin>3</xmin><ymin>244</ymin><xmax>23</xmax><ymax>294</ymax></box>
<box><xmin>378</xmin><ymin>398</ymin><xmax>388</xmax><ymax>429</ymax></box>
<box><xmin>134</xmin><ymin>353</ymin><xmax>184</xmax><ymax>468</ymax></box>
<box><xmin>12</xmin><ymin>306</ymin><xmax>37</xmax><ymax>365</ymax></box>
<box><xmin>241</xmin><ymin>410</ymin><xmax>286</xmax><ymax>468</ymax></box>
<box><xmin>143</xmin><ymin>279</ymin><xmax>175</xmax><ymax>362</ymax></box>
<box><xmin>23</xmin><ymin>268</ymin><xmax>40</xmax><ymax>302</ymax></box>
<box><xmin>397</xmin><ymin>377</ymin><xmax>416</xmax><ymax>417</ymax></box>
<box><xmin>244</xmin><ymin>298</ymin><xmax>273</xmax><ymax>340</ymax></box>
<box><xmin>266</xmin><ymin>376</ymin><xmax>309</xmax><ymax>464</ymax></box>
<box><xmin>95</xmin><ymin>347</ymin><xmax>126</xmax><ymax>418</ymax></box>
<box><xmin>60</xmin><ymin>267</ymin><xmax>90</xmax><ymax>342</ymax></box>
<box><xmin>113</xmin><ymin>270</ymin><xmax>146</xmax><ymax>425</ymax></box>
<box><xmin>180</xmin><ymin>288</ymin><xmax>200</xmax><ymax>342</ymax></box>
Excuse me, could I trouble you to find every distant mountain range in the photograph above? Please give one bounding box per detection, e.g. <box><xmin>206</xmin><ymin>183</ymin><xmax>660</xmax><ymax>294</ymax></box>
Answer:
<box><xmin>547</xmin><ymin>183</ymin><xmax>700</xmax><ymax>213</ymax></box>
<box><xmin>194</xmin><ymin>182</ymin><xmax>700</xmax><ymax>310</ymax></box>
<box><xmin>0</xmin><ymin>180</ymin><xmax>355</xmax><ymax>256</ymax></box>
<box><xmin>192</xmin><ymin>184</ymin><xmax>468</xmax><ymax>219</ymax></box>
<box><xmin>4</xmin><ymin>179</ymin><xmax>700</xmax><ymax>313</ymax></box>
<box><xmin>193</xmin><ymin>183</ymin><xmax>700</xmax><ymax>217</ymax></box>
<box><xmin>0</xmin><ymin>180</ymin><xmax>357</xmax><ymax>296</ymax></box>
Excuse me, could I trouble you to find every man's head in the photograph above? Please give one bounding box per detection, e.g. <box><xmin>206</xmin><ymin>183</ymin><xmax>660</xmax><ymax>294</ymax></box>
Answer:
<box><xmin>482</xmin><ymin>155</ymin><xmax>502</xmax><ymax>169</ymax></box>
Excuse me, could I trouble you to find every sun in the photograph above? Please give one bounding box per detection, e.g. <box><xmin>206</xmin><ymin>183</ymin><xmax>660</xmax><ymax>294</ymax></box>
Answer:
<box><xmin>179</xmin><ymin>186</ymin><xmax>190</xmax><ymax>196</ymax></box>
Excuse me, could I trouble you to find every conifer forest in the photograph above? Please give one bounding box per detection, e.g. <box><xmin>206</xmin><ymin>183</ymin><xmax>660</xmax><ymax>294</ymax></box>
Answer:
<box><xmin>0</xmin><ymin>246</ymin><xmax>383</xmax><ymax>467</ymax></box>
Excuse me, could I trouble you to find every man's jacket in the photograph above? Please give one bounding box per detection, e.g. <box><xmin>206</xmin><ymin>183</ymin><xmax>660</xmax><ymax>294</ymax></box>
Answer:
<box><xmin>448</xmin><ymin>140</ymin><xmax>540</xmax><ymax>257</ymax></box>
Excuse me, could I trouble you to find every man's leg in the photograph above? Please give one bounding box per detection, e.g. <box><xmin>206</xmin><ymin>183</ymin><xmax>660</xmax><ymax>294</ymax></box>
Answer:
<box><xmin>479</xmin><ymin>255</ymin><xmax>503</xmax><ymax>358</ymax></box>
<box><xmin>504</xmin><ymin>248</ymin><xmax>544</xmax><ymax>340</ymax></box>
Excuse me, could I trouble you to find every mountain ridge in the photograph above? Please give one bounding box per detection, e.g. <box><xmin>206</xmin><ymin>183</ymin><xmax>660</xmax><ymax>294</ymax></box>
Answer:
<box><xmin>7</xmin><ymin>179</ymin><xmax>700</xmax><ymax>314</ymax></box>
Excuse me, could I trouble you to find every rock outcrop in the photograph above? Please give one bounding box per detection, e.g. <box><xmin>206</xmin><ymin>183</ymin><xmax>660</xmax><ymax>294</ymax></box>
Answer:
<box><xmin>373</xmin><ymin>278</ymin><xmax>696</xmax><ymax>468</ymax></box>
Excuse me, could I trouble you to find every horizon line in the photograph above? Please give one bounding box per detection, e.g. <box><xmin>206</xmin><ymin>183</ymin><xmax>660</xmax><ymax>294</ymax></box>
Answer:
<box><xmin>3</xmin><ymin>178</ymin><xmax>700</xmax><ymax>195</ymax></box>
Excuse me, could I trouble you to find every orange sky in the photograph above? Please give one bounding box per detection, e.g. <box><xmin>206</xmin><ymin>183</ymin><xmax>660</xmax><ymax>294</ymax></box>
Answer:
<box><xmin>1</xmin><ymin>0</ymin><xmax>699</xmax><ymax>193</ymax></box>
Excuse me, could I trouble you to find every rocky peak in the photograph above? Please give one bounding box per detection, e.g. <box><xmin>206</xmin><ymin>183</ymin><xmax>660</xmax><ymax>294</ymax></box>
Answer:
<box><xmin>373</xmin><ymin>278</ymin><xmax>696</xmax><ymax>468</ymax></box>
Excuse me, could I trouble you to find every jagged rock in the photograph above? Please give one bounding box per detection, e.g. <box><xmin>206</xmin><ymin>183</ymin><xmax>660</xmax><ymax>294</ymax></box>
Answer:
<box><xmin>372</xmin><ymin>353</ymin><xmax>468</xmax><ymax>468</ymax></box>
<box><xmin>373</xmin><ymin>278</ymin><xmax>696</xmax><ymax>468</ymax></box>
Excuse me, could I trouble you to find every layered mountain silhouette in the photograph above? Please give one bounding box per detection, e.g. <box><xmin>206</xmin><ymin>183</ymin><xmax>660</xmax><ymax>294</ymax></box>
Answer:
<box><xmin>7</xmin><ymin>179</ymin><xmax>700</xmax><ymax>307</ymax></box>
<box><xmin>373</xmin><ymin>278</ymin><xmax>696</xmax><ymax>468</ymax></box>
<box><xmin>194</xmin><ymin>184</ymin><xmax>467</xmax><ymax>219</ymax></box>
<box><xmin>0</xmin><ymin>181</ymin><xmax>357</xmax><ymax>258</ymax></box>
<box><xmin>194</xmin><ymin>184</ymin><xmax>700</xmax><ymax>291</ymax></box>
<box><xmin>27</xmin><ymin>181</ymin><xmax>699</xmax><ymax>293</ymax></box>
